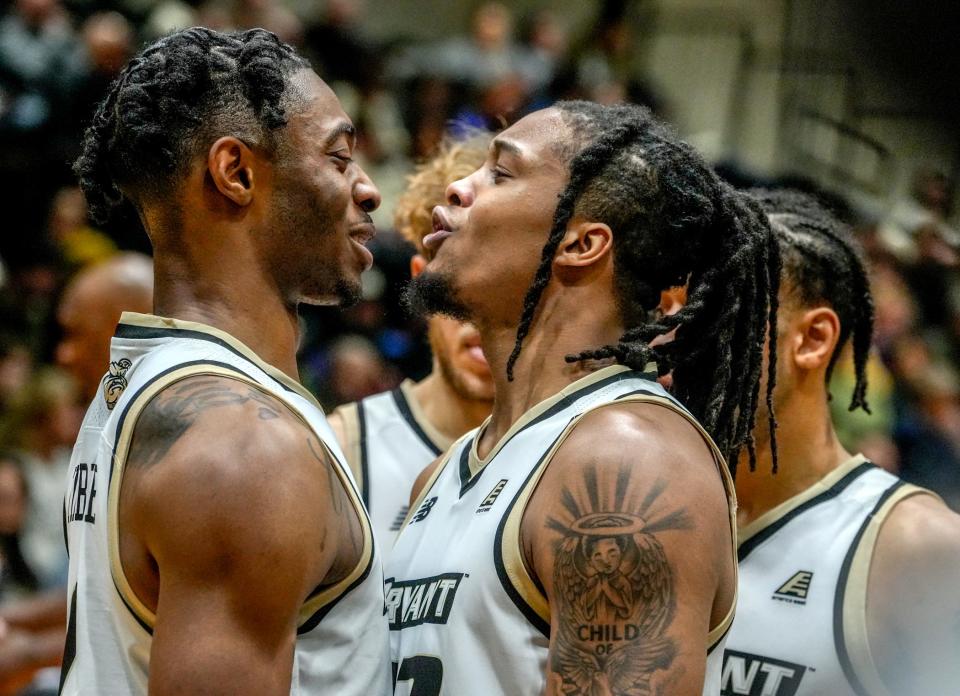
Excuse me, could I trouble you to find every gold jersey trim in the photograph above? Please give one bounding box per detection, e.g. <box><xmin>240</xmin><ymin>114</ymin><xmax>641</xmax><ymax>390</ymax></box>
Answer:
<box><xmin>467</xmin><ymin>364</ymin><xmax>655</xmax><ymax>480</ymax></box>
<box><xmin>498</xmin><ymin>393</ymin><xmax>738</xmax><ymax>651</ymax></box>
<box><xmin>738</xmin><ymin>454</ymin><xmax>870</xmax><ymax>546</ymax></box>
<box><xmin>116</xmin><ymin>312</ymin><xmax>323</xmax><ymax>411</ymax></box>
<box><xmin>108</xmin><ymin>364</ymin><xmax>373</xmax><ymax>632</ymax></box>
<box><xmin>330</xmin><ymin>401</ymin><xmax>364</xmax><ymax>494</ymax></box>
<box><xmin>840</xmin><ymin>483</ymin><xmax>940</xmax><ymax>696</ymax></box>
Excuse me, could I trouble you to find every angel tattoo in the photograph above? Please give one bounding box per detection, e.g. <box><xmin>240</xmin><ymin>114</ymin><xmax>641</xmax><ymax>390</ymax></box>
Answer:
<box><xmin>546</xmin><ymin>466</ymin><xmax>690</xmax><ymax>696</ymax></box>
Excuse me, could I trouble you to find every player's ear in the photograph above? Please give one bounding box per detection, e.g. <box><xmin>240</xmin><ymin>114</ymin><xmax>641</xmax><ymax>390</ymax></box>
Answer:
<box><xmin>410</xmin><ymin>254</ymin><xmax>427</xmax><ymax>278</ymax></box>
<box><xmin>207</xmin><ymin>136</ymin><xmax>256</xmax><ymax>207</ymax></box>
<box><xmin>794</xmin><ymin>306</ymin><xmax>841</xmax><ymax>372</ymax></box>
<box><xmin>555</xmin><ymin>219</ymin><xmax>613</xmax><ymax>269</ymax></box>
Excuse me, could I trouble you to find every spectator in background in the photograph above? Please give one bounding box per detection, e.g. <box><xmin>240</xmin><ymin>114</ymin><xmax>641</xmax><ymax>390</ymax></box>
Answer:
<box><xmin>47</xmin><ymin>187</ymin><xmax>116</xmax><ymax>270</ymax></box>
<box><xmin>55</xmin><ymin>252</ymin><xmax>153</xmax><ymax>403</ymax></box>
<box><xmin>432</xmin><ymin>2</ymin><xmax>525</xmax><ymax>88</ymax></box>
<box><xmin>0</xmin><ymin>368</ymin><xmax>80</xmax><ymax>588</ymax></box>
<box><xmin>325</xmin><ymin>334</ymin><xmax>398</xmax><ymax>407</ymax></box>
<box><xmin>0</xmin><ymin>453</ymin><xmax>38</xmax><ymax>601</ymax></box>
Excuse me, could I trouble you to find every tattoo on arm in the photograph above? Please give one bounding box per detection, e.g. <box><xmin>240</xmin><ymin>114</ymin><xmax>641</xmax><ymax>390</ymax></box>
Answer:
<box><xmin>128</xmin><ymin>377</ymin><xmax>283</xmax><ymax>468</ymax></box>
<box><xmin>546</xmin><ymin>463</ymin><xmax>692</xmax><ymax>695</ymax></box>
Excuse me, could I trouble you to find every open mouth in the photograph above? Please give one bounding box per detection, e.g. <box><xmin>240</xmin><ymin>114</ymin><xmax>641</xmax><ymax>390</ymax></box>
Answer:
<box><xmin>424</xmin><ymin>207</ymin><xmax>454</xmax><ymax>252</ymax></box>
<box><xmin>349</xmin><ymin>222</ymin><xmax>376</xmax><ymax>270</ymax></box>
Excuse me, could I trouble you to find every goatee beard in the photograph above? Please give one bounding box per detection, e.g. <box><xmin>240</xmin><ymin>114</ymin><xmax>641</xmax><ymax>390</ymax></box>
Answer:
<box><xmin>404</xmin><ymin>271</ymin><xmax>472</xmax><ymax>322</ymax></box>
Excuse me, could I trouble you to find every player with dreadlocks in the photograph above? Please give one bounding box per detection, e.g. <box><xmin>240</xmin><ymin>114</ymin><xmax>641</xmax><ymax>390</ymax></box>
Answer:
<box><xmin>385</xmin><ymin>101</ymin><xmax>780</xmax><ymax>696</ymax></box>
<box><xmin>61</xmin><ymin>27</ymin><xmax>390</xmax><ymax>695</ymax></box>
<box><xmin>724</xmin><ymin>189</ymin><xmax>960</xmax><ymax>696</ymax></box>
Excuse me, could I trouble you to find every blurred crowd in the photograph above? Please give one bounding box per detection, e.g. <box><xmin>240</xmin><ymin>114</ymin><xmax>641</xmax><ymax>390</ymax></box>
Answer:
<box><xmin>0</xmin><ymin>0</ymin><xmax>958</xmax><ymax>687</ymax></box>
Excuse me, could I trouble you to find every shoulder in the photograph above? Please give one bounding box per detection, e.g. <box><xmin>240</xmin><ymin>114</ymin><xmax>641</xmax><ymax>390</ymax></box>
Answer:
<box><xmin>873</xmin><ymin>492</ymin><xmax>960</xmax><ymax>580</ymax></box>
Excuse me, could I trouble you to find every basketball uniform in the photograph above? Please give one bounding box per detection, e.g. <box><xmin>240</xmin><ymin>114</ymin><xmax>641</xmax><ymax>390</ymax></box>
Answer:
<box><xmin>60</xmin><ymin>312</ymin><xmax>390</xmax><ymax>696</ymax></box>
<box><xmin>722</xmin><ymin>455</ymin><xmax>937</xmax><ymax>696</ymax></box>
<box><xmin>332</xmin><ymin>380</ymin><xmax>451</xmax><ymax>550</ymax></box>
<box><xmin>386</xmin><ymin>364</ymin><xmax>737</xmax><ymax>696</ymax></box>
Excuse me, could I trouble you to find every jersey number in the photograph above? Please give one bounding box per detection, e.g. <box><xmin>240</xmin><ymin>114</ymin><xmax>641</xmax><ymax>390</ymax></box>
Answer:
<box><xmin>392</xmin><ymin>655</ymin><xmax>442</xmax><ymax>696</ymax></box>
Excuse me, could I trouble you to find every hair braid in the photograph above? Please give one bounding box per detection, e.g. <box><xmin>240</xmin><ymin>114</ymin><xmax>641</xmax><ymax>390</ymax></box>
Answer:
<box><xmin>509</xmin><ymin>101</ymin><xmax>781</xmax><ymax>470</ymax></box>
<box><xmin>750</xmin><ymin>188</ymin><xmax>873</xmax><ymax>418</ymax></box>
<box><xmin>75</xmin><ymin>27</ymin><xmax>309</xmax><ymax>225</ymax></box>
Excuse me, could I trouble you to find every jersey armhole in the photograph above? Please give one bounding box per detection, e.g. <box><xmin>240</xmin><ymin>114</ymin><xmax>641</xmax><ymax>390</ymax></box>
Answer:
<box><xmin>497</xmin><ymin>394</ymin><xmax>739</xmax><ymax>647</ymax></box>
<box><xmin>108</xmin><ymin>364</ymin><xmax>375</xmax><ymax>635</ymax></box>
<box><xmin>837</xmin><ymin>483</ymin><xmax>940</xmax><ymax>696</ymax></box>
<box><xmin>398</xmin><ymin>436</ymin><xmax>466</xmax><ymax>530</ymax></box>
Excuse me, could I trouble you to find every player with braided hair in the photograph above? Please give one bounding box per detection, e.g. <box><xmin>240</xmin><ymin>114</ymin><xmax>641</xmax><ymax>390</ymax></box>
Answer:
<box><xmin>62</xmin><ymin>27</ymin><xmax>390</xmax><ymax>696</ymax></box>
<box><xmin>386</xmin><ymin>102</ymin><xmax>779</xmax><ymax>695</ymax></box>
<box><xmin>725</xmin><ymin>188</ymin><xmax>960</xmax><ymax>696</ymax></box>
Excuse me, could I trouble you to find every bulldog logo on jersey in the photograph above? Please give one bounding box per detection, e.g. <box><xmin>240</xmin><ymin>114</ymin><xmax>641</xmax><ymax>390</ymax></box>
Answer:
<box><xmin>102</xmin><ymin>358</ymin><xmax>132</xmax><ymax>410</ymax></box>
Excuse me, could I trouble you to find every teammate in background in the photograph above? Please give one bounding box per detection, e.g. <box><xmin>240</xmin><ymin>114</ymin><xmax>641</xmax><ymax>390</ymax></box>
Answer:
<box><xmin>329</xmin><ymin>135</ymin><xmax>494</xmax><ymax>549</ymax></box>
<box><xmin>387</xmin><ymin>101</ymin><xmax>781</xmax><ymax>695</ymax></box>
<box><xmin>724</xmin><ymin>189</ymin><xmax>960</xmax><ymax>696</ymax></box>
<box><xmin>61</xmin><ymin>28</ymin><xmax>389</xmax><ymax>695</ymax></box>
<box><xmin>56</xmin><ymin>253</ymin><xmax>153</xmax><ymax>403</ymax></box>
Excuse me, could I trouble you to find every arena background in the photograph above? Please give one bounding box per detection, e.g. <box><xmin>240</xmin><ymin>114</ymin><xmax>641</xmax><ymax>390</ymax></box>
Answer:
<box><xmin>0</xmin><ymin>1</ymin><xmax>958</xmax><ymax>688</ymax></box>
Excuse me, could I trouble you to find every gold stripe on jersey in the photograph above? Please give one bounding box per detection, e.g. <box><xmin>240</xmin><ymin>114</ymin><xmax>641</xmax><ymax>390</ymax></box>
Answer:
<box><xmin>397</xmin><ymin>379</ymin><xmax>454</xmax><ymax>454</ymax></box>
<box><xmin>107</xmin><ymin>364</ymin><xmax>374</xmax><ymax>631</ymax></box>
<box><xmin>498</xmin><ymin>392</ymin><xmax>738</xmax><ymax>651</ymax></box>
<box><xmin>841</xmin><ymin>483</ymin><xmax>941</xmax><ymax>696</ymax></box>
<box><xmin>738</xmin><ymin>454</ymin><xmax>869</xmax><ymax>547</ymax></box>
<box><xmin>467</xmin><ymin>364</ymin><xmax>655</xmax><ymax>479</ymax></box>
<box><xmin>331</xmin><ymin>401</ymin><xmax>364</xmax><ymax>493</ymax></box>
<box><xmin>116</xmin><ymin>312</ymin><xmax>324</xmax><ymax>411</ymax></box>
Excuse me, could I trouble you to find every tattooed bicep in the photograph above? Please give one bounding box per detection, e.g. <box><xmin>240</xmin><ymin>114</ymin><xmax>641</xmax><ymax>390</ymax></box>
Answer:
<box><xmin>545</xmin><ymin>463</ymin><xmax>693</xmax><ymax>696</ymax></box>
<box><xmin>127</xmin><ymin>376</ymin><xmax>286</xmax><ymax>469</ymax></box>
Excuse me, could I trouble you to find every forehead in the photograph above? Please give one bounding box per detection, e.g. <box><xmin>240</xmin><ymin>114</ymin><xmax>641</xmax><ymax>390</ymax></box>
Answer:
<box><xmin>494</xmin><ymin>108</ymin><xmax>571</xmax><ymax>166</ymax></box>
<box><xmin>285</xmin><ymin>70</ymin><xmax>352</xmax><ymax>143</ymax></box>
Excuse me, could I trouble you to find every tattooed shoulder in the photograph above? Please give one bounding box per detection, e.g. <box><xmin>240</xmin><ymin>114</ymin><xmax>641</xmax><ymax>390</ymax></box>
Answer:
<box><xmin>546</xmin><ymin>463</ymin><xmax>692</xmax><ymax>696</ymax></box>
<box><xmin>127</xmin><ymin>375</ymin><xmax>285</xmax><ymax>469</ymax></box>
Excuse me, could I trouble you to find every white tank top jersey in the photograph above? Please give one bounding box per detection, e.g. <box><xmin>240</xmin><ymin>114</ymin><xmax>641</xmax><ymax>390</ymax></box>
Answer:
<box><xmin>386</xmin><ymin>364</ymin><xmax>738</xmax><ymax>696</ymax></box>
<box><xmin>332</xmin><ymin>380</ymin><xmax>452</xmax><ymax>552</ymax></box>
<box><xmin>723</xmin><ymin>455</ymin><xmax>938</xmax><ymax>696</ymax></box>
<box><xmin>60</xmin><ymin>312</ymin><xmax>391</xmax><ymax>696</ymax></box>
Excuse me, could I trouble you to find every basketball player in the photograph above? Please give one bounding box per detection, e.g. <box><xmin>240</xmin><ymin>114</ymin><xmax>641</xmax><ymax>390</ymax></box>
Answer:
<box><xmin>329</xmin><ymin>135</ymin><xmax>494</xmax><ymax>549</ymax></box>
<box><xmin>387</xmin><ymin>101</ymin><xmax>782</xmax><ymax>695</ymax></box>
<box><xmin>723</xmin><ymin>189</ymin><xmax>960</xmax><ymax>696</ymax></box>
<box><xmin>56</xmin><ymin>253</ymin><xmax>153</xmax><ymax>403</ymax></box>
<box><xmin>61</xmin><ymin>28</ymin><xmax>389</xmax><ymax>695</ymax></box>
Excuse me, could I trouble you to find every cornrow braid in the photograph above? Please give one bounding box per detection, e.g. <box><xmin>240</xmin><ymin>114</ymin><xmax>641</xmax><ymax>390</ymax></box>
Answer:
<box><xmin>507</xmin><ymin>101</ymin><xmax>781</xmax><ymax>473</ymax></box>
<box><xmin>74</xmin><ymin>27</ymin><xmax>309</xmax><ymax>224</ymax></box>
<box><xmin>750</xmin><ymin>187</ymin><xmax>874</xmax><ymax>416</ymax></box>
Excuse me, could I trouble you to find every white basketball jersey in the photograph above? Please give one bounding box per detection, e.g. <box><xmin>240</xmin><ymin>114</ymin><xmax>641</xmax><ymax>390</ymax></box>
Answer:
<box><xmin>386</xmin><ymin>365</ymin><xmax>737</xmax><ymax>696</ymax></box>
<box><xmin>723</xmin><ymin>455</ymin><xmax>936</xmax><ymax>696</ymax></box>
<box><xmin>60</xmin><ymin>312</ymin><xmax>391</xmax><ymax>696</ymax></box>
<box><xmin>333</xmin><ymin>380</ymin><xmax>451</xmax><ymax>551</ymax></box>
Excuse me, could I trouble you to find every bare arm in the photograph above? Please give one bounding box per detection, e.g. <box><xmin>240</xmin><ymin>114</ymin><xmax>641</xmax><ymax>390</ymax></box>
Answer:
<box><xmin>0</xmin><ymin>590</ymin><xmax>67</xmax><ymax>631</ymax></box>
<box><xmin>120</xmin><ymin>375</ymin><xmax>357</xmax><ymax>696</ymax></box>
<box><xmin>867</xmin><ymin>495</ymin><xmax>960</xmax><ymax>695</ymax></box>
<box><xmin>524</xmin><ymin>404</ymin><xmax>734</xmax><ymax>696</ymax></box>
<box><xmin>409</xmin><ymin>456</ymin><xmax>443</xmax><ymax>507</ymax></box>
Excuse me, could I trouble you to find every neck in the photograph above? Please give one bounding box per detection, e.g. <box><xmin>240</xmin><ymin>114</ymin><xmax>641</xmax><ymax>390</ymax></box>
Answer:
<box><xmin>151</xmin><ymin>237</ymin><xmax>302</xmax><ymax>381</ymax></box>
<box><xmin>411</xmin><ymin>369</ymin><xmax>491</xmax><ymax>443</ymax></box>
<box><xmin>476</xmin><ymin>287</ymin><xmax>622</xmax><ymax>459</ymax></box>
<box><xmin>735</xmin><ymin>387</ymin><xmax>853</xmax><ymax>527</ymax></box>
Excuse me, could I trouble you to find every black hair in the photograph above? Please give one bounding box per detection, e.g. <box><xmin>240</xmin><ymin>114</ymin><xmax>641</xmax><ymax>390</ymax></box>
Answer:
<box><xmin>74</xmin><ymin>27</ymin><xmax>309</xmax><ymax>225</ymax></box>
<box><xmin>750</xmin><ymin>188</ymin><xmax>873</xmax><ymax>415</ymax></box>
<box><xmin>506</xmin><ymin>101</ymin><xmax>781</xmax><ymax>475</ymax></box>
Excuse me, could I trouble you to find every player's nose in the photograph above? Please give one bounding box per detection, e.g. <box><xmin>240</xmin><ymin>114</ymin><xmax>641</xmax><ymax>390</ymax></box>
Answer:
<box><xmin>353</xmin><ymin>167</ymin><xmax>381</xmax><ymax>213</ymax></box>
<box><xmin>446</xmin><ymin>177</ymin><xmax>474</xmax><ymax>208</ymax></box>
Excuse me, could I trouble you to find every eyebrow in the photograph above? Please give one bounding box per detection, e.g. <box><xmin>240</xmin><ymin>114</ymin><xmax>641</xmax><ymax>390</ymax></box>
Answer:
<box><xmin>322</xmin><ymin>121</ymin><xmax>356</xmax><ymax>150</ymax></box>
<box><xmin>492</xmin><ymin>138</ymin><xmax>523</xmax><ymax>158</ymax></box>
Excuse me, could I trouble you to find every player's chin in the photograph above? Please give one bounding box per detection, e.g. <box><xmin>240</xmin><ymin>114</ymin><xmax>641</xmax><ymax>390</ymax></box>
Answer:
<box><xmin>298</xmin><ymin>276</ymin><xmax>363</xmax><ymax>308</ymax></box>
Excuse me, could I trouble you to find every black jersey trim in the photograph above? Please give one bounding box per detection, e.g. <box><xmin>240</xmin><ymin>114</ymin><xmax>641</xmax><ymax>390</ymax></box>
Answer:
<box><xmin>391</xmin><ymin>387</ymin><xmax>443</xmax><ymax>457</ymax></box>
<box><xmin>493</xmin><ymin>429</ymin><xmax>570</xmax><ymax>639</ymax></box>
<box><xmin>458</xmin><ymin>444</ymin><xmax>481</xmax><ymax>497</ymax></box>
<box><xmin>57</xmin><ymin>585</ymin><xmax>78</xmax><ymax>695</ymax></box>
<box><xmin>458</xmin><ymin>370</ymin><xmax>657</xmax><ymax>496</ymax></box>
<box><xmin>113</xmin><ymin>323</ymin><xmax>302</xmax><ymax>399</ymax></box>
<box><xmin>833</xmin><ymin>480</ymin><xmax>904</xmax><ymax>696</ymax></box>
<box><xmin>738</xmin><ymin>462</ymin><xmax>874</xmax><ymax>562</ymax></box>
<box><xmin>357</xmin><ymin>399</ymin><xmax>371</xmax><ymax>508</ymax></box>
